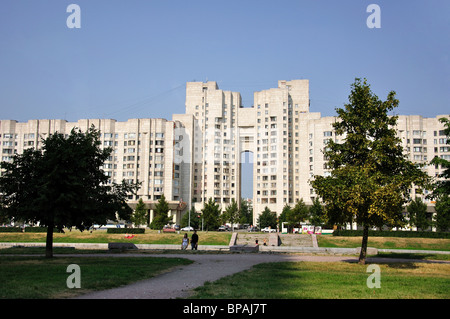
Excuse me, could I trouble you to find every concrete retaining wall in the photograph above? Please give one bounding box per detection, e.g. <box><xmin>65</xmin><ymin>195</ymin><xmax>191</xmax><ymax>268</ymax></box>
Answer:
<box><xmin>1</xmin><ymin>242</ymin><xmax>448</xmax><ymax>255</ymax></box>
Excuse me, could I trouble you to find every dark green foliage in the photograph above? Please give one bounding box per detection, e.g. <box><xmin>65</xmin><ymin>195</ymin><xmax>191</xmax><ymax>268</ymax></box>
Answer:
<box><xmin>407</xmin><ymin>197</ymin><xmax>430</xmax><ymax>231</ymax></box>
<box><xmin>150</xmin><ymin>194</ymin><xmax>171</xmax><ymax>230</ymax></box>
<box><xmin>287</xmin><ymin>199</ymin><xmax>309</xmax><ymax>228</ymax></box>
<box><xmin>0</xmin><ymin>227</ymin><xmax>22</xmax><ymax>233</ymax></box>
<box><xmin>239</xmin><ymin>199</ymin><xmax>253</xmax><ymax>225</ymax></box>
<box><xmin>429</xmin><ymin>118</ymin><xmax>450</xmax><ymax>198</ymax></box>
<box><xmin>311</xmin><ymin>78</ymin><xmax>431</xmax><ymax>264</ymax></box>
<box><xmin>131</xmin><ymin>198</ymin><xmax>148</xmax><ymax>227</ymax></box>
<box><xmin>222</xmin><ymin>198</ymin><xmax>239</xmax><ymax>229</ymax></box>
<box><xmin>106</xmin><ymin>228</ymin><xmax>145</xmax><ymax>234</ymax></box>
<box><xmin>332</xmin><ymin>229</ymin><xmax>450</xmax><ymax>239</ymax></box>
<box><xmin>201</xmin><ymin>198</ymin><xmax>221</xmax><ymax>231</ymax></box>
<box><xmin>180</xmin><ymin>206</ymin><xmax>201</xmax><ymax>229</ymax></box>
<box><xmin>0</xmin><ymin>126</ymin><xmax>139</xmax><ymax>257</ymax></box>
<box><xmin>257</xmin><ymin>206</ymin><xmax>277</xmax><ymax>229</ymax></box>
<box><xmin>434</xmin><ymin>195</ymin><xmax>450</xmax><ymax>232</ymax></box>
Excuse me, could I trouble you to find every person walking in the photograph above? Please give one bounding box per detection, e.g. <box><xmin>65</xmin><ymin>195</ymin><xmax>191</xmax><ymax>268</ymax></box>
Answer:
<box><xmin>191</xmin><ymin>230</ymin><xmax>198</xmax><ymax>250</ymax></box>
<box><xmin>181</xmin><ymin>233</ymin><xmax>189</xmax><ymax>250</ymax></box>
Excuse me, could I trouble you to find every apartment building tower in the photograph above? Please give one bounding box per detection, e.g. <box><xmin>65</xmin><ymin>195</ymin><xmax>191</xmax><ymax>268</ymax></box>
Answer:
<box><xmin>1</xmin><ymin>80</ymin><xmax>448</xmax><ymax>226</ymax></box>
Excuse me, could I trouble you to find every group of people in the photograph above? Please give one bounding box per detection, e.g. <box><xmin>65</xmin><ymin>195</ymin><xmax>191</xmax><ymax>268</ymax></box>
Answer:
<box><xmin>181</xmin><ymin>230</ymin><xmax>199</xmax><ymax>250</ymax></box>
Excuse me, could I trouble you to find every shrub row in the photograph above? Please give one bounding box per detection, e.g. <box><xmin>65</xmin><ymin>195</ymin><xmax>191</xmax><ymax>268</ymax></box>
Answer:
<box><xmin>0</xmin><ymin>227</ymin><xmax>23</xmax><ymax>233</ymax></box>
<box><xmin>333</xmin><ymin>229</ymin><xmax>450</xmax><ymax>239</ymax></box>
<box><xmin>0</xmin><ymin>227</ymin><xmax>61</xmax><ymax>233</ymax></box>
<box><xmin>106</xmin><ymin>228</ymin><xmax>145</xmax><ymax>234</ymax></box>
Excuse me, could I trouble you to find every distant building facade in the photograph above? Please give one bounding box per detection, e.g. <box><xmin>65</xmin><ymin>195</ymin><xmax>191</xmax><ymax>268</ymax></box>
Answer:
<box><xmin>1</xmin><ymin>80</ymin><xmax>448</xmax><ymax>226</ymax></box>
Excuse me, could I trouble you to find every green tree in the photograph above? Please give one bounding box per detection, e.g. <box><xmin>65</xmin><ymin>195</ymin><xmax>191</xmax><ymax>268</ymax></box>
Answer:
<box><xmin>434</xmin><ymin>195</ymin><xmax>450</xmax><ymax>232</ymax></box>
<box><xmin>257</xmin><ymin>206</ymin><xmax>277</xmax><ymax>229</ymax></box>
<box><xmin>0</xmin><ymin>127</ymin><xmax>138</xmax><ymax>258</ymax></box>
<box><xmin>130</xmin><ymin>198</ymin><xmax>148</xmax><ymax>227</ymax></box>
<box><xmin>222</xmin><ymin>198</ymin><xmax>239</xmax><ymax>230</ymax></box>
<box><xmin>181</xmin><ymin>206</ymin><xmax>200</xmax><ymax>230</ymax></box>
<box><xmin>428</xmin><ymin>117</ymin><xmax>450</xmax><ymax>232</ymax></box>
<box><xmin>407</xmin><ymin>197</ymin><xmax>430</xmax><ymax>231</ymax></box>
<box><xmin>430</xmin><ymin>117</ymin><xmax>450</xmax><ymax>198</ymax></box>
<box><xmin>287</xmin><ymin>199</ymin><xmax>309</xmax><ymax>229</ymax></box>
<box><xmin>202</xmin><ymin>198</ymin><xmax>221</xmax><ymax>231</ymax></box>
<box><xmin>278</xmin><ymin>204</ymin><xmax>291</xmax><ymax>231</ymax></box>
<box><xmin>310</xmin><ymin>78</ymin><xmax>430</xmax><ymax>264</ymax></box>
<box><xmin>309</xmin><ymin>197</ymin><xmax>328</xmax><ymax>229</ymax></box>
<box><xmin>239</xmin><ymin>199</ymin><xmax>253</xmax><ymax>225</ymax></box>
<box><xmin>150</xmin><ymin>194</ymin><xmax>171</xmax><ymax>230</ymax></box>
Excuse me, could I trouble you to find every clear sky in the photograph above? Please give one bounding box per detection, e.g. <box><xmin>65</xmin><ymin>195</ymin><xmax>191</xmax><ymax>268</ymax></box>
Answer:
<box><xmin>1</xmin><ymin>0</ymin><xmax>449</xmax><ymax>124</ymax></box>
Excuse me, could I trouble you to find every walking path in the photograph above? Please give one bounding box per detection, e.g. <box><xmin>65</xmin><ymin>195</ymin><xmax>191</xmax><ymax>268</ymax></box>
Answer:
<box><xmin>73</xmin><ymin>252</ymin><xmax>449</xmax><ymax>299</ymax></box>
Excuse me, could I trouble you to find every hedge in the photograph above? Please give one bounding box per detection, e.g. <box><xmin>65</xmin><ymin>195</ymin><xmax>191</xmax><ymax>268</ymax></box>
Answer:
<box><xmin>0</xmin><ymin>227</ymin><xmax>62</xmax><ymax>233</ymax></box>
<box><xmin>106</xmin><ymin>228</ymin><xmax>146</xmax><ymax>234</ymax></box>
<box><xmin>0</xmin><ymin>227</ymin><xmax>23</xmax><ymax>233</ymax></box>
<box><xmin>333</xmin><ymin>229</ymin><xmax>450</xmax><ymax>239</ymax></box>
<box><xmin>25</xmin><ymin>227</ymin><xmax>62</xmax><ymax>233</ymax></box>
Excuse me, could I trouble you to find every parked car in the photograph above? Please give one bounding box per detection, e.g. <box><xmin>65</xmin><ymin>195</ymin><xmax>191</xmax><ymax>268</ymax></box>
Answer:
<box><xmin>163</xmin><ymin>225</ymin><xmax>176</xmax><ymax>233</ymax></box>
<box><xmin>247</xmin><ymin>226</ymin><xmax>259</xmax><ymax>232</ymax></box>
<box><xmin>218</xmin><ymin>225</ymin><xmax>229</xmax><ymax>231</ymax></box>
<box><xmin>181</xmin><ymin>226</ymin><xmax>194</xmax><ymax>231</ymax></box>
<box><xmin>262</xmin><ymin>227</ymin><xmax>276</xmax><ymax>233</ymax></box>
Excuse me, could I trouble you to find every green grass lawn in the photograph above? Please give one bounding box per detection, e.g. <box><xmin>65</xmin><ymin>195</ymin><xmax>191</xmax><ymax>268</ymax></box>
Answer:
<box><xmin>0</xmin><ymin>256</ymin><xmax>192</xmax><ymax>299</ymax></box>
<box><xmin>191</xmin><ymin>261</ymin><xmax>450</xmax><ymax>299</ymax></box>
<box><xmin>317</xmin><ymin>235</ymin><xmax>450</xmax><ymax>251</ymax></box>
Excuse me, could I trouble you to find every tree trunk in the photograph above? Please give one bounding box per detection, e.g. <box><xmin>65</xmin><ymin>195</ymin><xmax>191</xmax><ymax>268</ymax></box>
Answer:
<box><xmin>359</xmin><ymin>225</ymin><xmax>369</xmax><ymax>265</ymax></box>
<box><xmin>45</xmin><ymin>221</ymin><xmax>54</xmax><ymax>258</ymax></box>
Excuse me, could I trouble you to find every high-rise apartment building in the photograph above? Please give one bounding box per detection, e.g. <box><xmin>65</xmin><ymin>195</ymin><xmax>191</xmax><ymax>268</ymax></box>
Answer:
<box><xmin>1</xmin><ymin>80</ymin><xmax>448</xmax><ymax>226</ymax></box>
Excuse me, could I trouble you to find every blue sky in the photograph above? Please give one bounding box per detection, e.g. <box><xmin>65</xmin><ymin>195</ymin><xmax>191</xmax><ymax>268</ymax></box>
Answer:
<box><xmin>1</xmin><ymin>0</ymin><xmax>449</xmax><ymax>123</ymax></box>
<box><xmin>0</xmin><ymin>1</ymin><xmax>449</xmax><ymax>199</ymax></box>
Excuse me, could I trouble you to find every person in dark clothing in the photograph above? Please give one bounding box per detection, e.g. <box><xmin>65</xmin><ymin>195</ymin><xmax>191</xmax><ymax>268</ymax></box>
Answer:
<box><xmin>191</xmin><ymin>230</ymin><xmax>199</xmax><ymax>250</ymax></box>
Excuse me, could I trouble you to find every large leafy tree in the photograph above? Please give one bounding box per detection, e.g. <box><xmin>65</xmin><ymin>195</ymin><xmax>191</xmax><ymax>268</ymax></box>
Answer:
<box><xmin>0</xmin><ymin>126</ymin><xmax>139</xmax><ymax>258</ymax></box>
<box><xmin>434</xmin><ymin>195</ymin><xmax>450</xmax><ymax>232</ymax></box>
<box><xmin>311</xmin><ymin>78</ymin><xmax>430</xmax><ymax>264</ymax></box>
<box><xmin>430</xmin><ymin>118</ymin><xmax>450</xmax><ymax>197</ymax></box>
<box><xmin>429</xmin><ymin>117</ymin><xmax>450</xmax><ymax>232</ymax></box>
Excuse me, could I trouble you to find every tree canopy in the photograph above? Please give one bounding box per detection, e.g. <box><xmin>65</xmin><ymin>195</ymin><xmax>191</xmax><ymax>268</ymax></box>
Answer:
<box><xmin>0</xmin><ymin>126</ymin><xmax>139</xmax><ymax>257</ymax></box>
<box><xmin>257</xmin><ymin>206</ymin><xmax>277</xmax><ymax>229</ymax></box>
<box><xmin>430</xmin><ymin>118</ymin><xmax>450</xmax><ymax>198</ymax></box>
<box><xmin>222</xmin><ymin>198</ymin><xmax>239</xmax><ymax>230</ymax></box>
<box><xmin>150</xmin><ymin>194</ymin><xmax>171</xmax><ymax>230</ymax></box>
<box><xmin>310</xmin><ymin>78</ymin><xmax>430</xmax><ymax>264</ymax></box>
<box><xmin>202</xmin><ymin>198</ymin><xmax>221</xmax><ymax>231</ymax></box>
<box><xmin>131</xmin><ymin>198</ymin><xmax>148</xmax><ymax>227</ymax></box>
